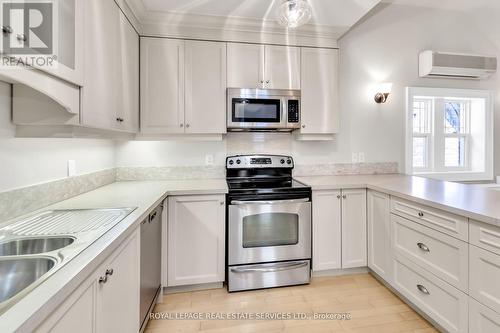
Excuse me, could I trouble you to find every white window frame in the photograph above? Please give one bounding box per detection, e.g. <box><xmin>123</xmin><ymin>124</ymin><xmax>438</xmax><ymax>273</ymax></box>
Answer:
<box><xmin>405</xmin><ymin>87</ymin><xmax>494</xmax><ymax>182</ymax></box>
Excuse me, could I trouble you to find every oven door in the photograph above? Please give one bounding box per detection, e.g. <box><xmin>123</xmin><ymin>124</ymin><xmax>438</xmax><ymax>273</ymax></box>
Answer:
<box><xmin>228</xmin><ymin>198</ymin><xmax>311</xmax><ymax>265</ymax></box>
<box><xmin>227</xmin><ymin>97</ymin><xmax>286</xmax><ymax>129</ymax></box>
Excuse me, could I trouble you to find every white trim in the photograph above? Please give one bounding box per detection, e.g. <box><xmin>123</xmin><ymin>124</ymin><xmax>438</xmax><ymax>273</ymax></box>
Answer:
<box><xmin>405</xmin><ymin>87</ymin><xmax>494</xmax><ymax>182</ymax></box>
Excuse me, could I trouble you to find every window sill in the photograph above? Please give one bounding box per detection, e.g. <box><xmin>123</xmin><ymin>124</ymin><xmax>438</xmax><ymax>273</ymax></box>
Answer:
<box><xmin>413</xmin><ymin>171</ymin><xmax>494</xmax><ymax>182</ymax></box>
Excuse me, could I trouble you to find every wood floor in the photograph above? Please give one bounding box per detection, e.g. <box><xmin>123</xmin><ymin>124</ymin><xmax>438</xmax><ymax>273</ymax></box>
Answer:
<box><xmin>145</xmin><ymin>273</ymin><xmax>438</xmax><ymax>333</ymax></box>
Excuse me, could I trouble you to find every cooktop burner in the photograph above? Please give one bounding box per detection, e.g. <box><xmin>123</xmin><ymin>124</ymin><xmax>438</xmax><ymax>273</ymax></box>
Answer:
<box><xmin>227</xmin><ymin>178</ymin><xmax>308</xmax><ymax>191</ymax></box>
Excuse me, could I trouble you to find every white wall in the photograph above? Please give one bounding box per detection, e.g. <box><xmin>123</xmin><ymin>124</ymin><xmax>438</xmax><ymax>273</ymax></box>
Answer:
<box><xmin>339</xmin><ymin>3</ymin><xmax>500</xmax><ymax>176</ymax></box>
<box><xmin>0</xmin><ymin>82</ymin><xmax>116</xmax><ymax>192</ymax></box>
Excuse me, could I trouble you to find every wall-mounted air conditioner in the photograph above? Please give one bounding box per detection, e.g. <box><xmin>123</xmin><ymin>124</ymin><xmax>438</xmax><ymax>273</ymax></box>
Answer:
<box><xmin>419</xmin><ymin>50</ymin><xmax>497</xmax><ymax>79</ymax></box>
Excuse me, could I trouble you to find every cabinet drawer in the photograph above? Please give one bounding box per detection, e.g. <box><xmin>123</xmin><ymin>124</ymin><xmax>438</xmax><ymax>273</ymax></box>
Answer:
<box><xmin>470</xmin><ymin>220</ymin><xmax>500</xmax><ymax>256</ymax></box>
<box><xmin>470</xmin><ymin>245</ymin><xmax>500</xmax><ymax>314</ymax></box>
<box><xmin>393</xmin><ymin>255</ymin><xmax>468</xmax><ymax>333</ymax></box>
<box><xmin>469</xmin><ymin>297</ymin><xmax>500</xmax><ymax>333</ymax></box>
<box><xmin>392</xmin><ymin>214</ymin><xmax>468</xmax><ymax>291</ymax></box>
<box><xmin>390</xmin><ymin>197</ymin><xmax>468</xmax><ymax>241</ymax></box>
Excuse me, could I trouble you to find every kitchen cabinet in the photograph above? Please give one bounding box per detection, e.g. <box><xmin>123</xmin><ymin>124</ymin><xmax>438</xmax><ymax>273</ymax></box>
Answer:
<box><xmin>341</xmin><ymin>189</ymin><xmax>367</xmax><ymax>268</ymax></box>
<box><xmin>1</xmin><ymin>0</ymin><xmax>84</xmax><ymax>86</ymax></box>
<box><xmin>36</xmin><ymin>228</ymin><xmax>140</xmax><ymax>333</ymax></box>
<box><xmin>141</xmin><ymin>38</ymin><xmax>226</xmax><ymax>135</ymax></box>
<box><xmin>227</xmin><ymin>43</ymin><xmax>300</xmax><ymax>90</ymax></box>
<box><xmin>167</xmin><ymin>195</ymin><xmax>225</xmax><ymax>286</ymax></box>
<box><xmin>469</xmin><ymin>245</ymin><xmax>500</xmax><ymax>314</ymax></box>
<box><xmin>312</xmin><ymin>190</ymin><xmax>342</xmax><ymax>271</ymax></box>
<box><xmin>298</xmin><ymin>47</ymin><xmax>339</xmax><ymax>136</ymax></box>
<box><xmin>469</xmin><ymin>297</ymin><xmax>500</xmax><ymax>333</ymax></box>
<box><xmin>82</xmin><ymin>0</ymin><xmax>139</xmax><ymax>132</ymax></box>
<box><xmin>312</xmin><ymin>189</ymin><xmax>366</xmax><ymax>272</ymax></box>
<box><xmin>367</xmin><ymin>190</ymin><xmax>392</xmax><ymax>281</ymax></box>
<box><xmin>184</xmin><ymin>40</ymin><xmax>226</xmax><ymax>134</ymax></box>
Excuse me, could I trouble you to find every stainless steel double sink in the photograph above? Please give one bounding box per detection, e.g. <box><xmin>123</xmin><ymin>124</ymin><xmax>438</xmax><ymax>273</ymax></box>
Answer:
<box><xmin>0</xmin><ymin>208</ymin><xmax>135</xmax><ymax>313</ymax></box>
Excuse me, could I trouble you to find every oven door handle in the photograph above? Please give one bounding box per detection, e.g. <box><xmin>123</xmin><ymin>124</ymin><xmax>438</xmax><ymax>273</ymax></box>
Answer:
<box><xmin>230</xmin><ymin>261</ymin><xmax>309</xmax><ymax>274</ymax></box>
<box><xmin>230</xmin><ymin>198</ymin><xmax>309</xmax><ymax>205</ymax></box>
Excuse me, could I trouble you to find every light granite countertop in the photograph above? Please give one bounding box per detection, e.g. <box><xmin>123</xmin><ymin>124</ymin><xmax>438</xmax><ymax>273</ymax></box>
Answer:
<box><xmin>296</xmin><ymin>174</ymin><xmax>500</xmax><ymax>227</ymax></box>
<box><xmin>1</xmin><ymin>179</ymin><xmax>228</xmax><ymax>333</ymax></box>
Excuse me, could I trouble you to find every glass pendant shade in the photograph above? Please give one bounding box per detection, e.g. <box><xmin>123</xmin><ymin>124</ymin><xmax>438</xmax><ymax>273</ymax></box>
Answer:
<box><xmin>278</xmin><ymin>0</ymin><xmax>312</xmax><ymax>29</ymax></box>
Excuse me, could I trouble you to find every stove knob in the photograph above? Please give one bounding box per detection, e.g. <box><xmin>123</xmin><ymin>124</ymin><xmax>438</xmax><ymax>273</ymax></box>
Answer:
<box><xmin>236</xmin><ymin>159</ymin><xmax>241</xmax><ymax>165</ymax></box>
<box><xmin>280</xmin><ymin>159</ymin><xmax>285</xmax><ymax>164</ymax></box>
<box><xmin>229</xmin><ymin>160</ymin><xmax>234</xmax><ymax>165</ymax></box>
<box><xmin>287</xmin><ymin>159</ymin><xmax>292</xmax><ymax>165</ymax></box>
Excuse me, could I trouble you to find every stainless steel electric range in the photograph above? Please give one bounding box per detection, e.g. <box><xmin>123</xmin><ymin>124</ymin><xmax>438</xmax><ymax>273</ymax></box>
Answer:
<box><xmin>226</xmin><ymin>155</ymin><xmax>312</xmax><ymax>292</ymax></box>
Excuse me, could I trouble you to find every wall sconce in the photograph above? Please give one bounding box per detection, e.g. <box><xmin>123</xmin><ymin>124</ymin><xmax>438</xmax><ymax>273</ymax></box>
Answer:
<box><xmin>374</xmin><ymin>83</ymin><xmax>393</xmax><ymax>103</ymax></box>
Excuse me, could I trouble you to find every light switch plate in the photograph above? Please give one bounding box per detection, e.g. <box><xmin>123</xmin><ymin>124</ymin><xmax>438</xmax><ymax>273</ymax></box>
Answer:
<box><xmin>358</xmin><ymin>152</ymin><xmax>365</xmax><ymax>163</ymax></box>
<box><xmin>67</xmin><ymin>160</ymin><xmax>76</xmax><ymax>177</ymax></box>
<box><xmin>205</xmin><ymin>154</ymin><xmax>214</xmax><ymax>166</ymax></box>
<box><xmin>352</xmin><ymin>153</ymin><xmax>359</xmax><ymax>164</ymax></box>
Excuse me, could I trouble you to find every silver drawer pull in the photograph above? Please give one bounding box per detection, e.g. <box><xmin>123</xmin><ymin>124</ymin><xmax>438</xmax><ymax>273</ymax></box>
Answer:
<box><xmin>231</xmin><ymin>198</ymin><xmax>309</xmax><ymax>205</ymax></box>
<box><xmin>417</xmin><ymin>242</ymin><xmax>430</xmax><ymax>252</ymax></box>
<box><xmin>231</xmin><ymin>261</ymin><xmax>308</xmax><ymax>274</ymax></box>
<box><xmin>417</xmin><ymin>284</ymin><xmax>430</xmax><ymax>295</ymax></box>
<box><xmin>418</xmin><ymin>212</ymin><xmax>424</xmax><ymax>217</ymax></box>
<box><xmin>105</xmin><ymin>268</ymin><xmax>114</xmax><ymax>276</ymax></box>
<box><xmin>99</xmin><ymin>276</ymin><xmax>108</xmax><ymax>284</ymax></box>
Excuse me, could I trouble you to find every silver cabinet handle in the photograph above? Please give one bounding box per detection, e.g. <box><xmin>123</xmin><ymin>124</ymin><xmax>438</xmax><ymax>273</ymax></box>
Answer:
<box><xmin>337</xmin><ymin>195</ymin><xmax>341</xmax><ymax>199</ymax></box>
<box><xmin>302</xmin><ymin>125</ymin><xmax>306</xmax><ymax>128</ymax></box>
<box><xmin>180</xmin><ymin>123</ymin><xmax>184</xmax><ymax>128</ymax></box>
<box><xmin>16</xmin><ymin>34</ymin><xmax>26</xmax><ymax>42</ymax></box>
<box><xmin>149</xmin><ymin>211</ymin><xmax>157</xmax><ymax>222</ymax></box>
<box><xmin>105</xmin><ymin>268</ymin><xmax>114</xmax><ymax>276</ymax></box>
<box><xmin>342</xmin><ymin>195</ymin><xmax>347</xmax><ymax>199</ymax></box>
<box><xmin>231</xmin><ymin>198</ymin><xmax>309</xmax><ymax>205</ymax></box>
<box><xmin>231</xmin><ymin>261</ymin><xmax>308</xmax><ymax>274</ymax></box>
<box><xmin>1</xmin><ymin>26</ymin><xmax>13</xmax><ymax>34</ymax></box>
<box><xmin>266</xmin><ymin>80</ymin><xmax>270</xmax><ymax>84</ymax></box>
<box><xmin>417</xmin><ymin>284</ymin><xmax>430</xmax><ymax>295</ymax></box>
<box><xmin>99</xmin><ymin>276</ymin><xmax>108</xmax><ymax>284</ymax></box>
<box><xmin>220</xmin><ymin>201</ymin><xmax>224</xmax><ymax>205</ymax></box>
<box><xmin>417</xmin><ymin>242</ymin><xmax>430</xmax><ymax>252</ymax></box>
<box><xmin>260</xmin><ymin>80</ymin><xmax>264</xmax><ymax>84</ymax></box>
<box><xmin>418</xmin><ymin>212</ymin><xmax>424</xmax><ymax>217</ymax></box>
<box><xmin>186</xmin><ymin>124</ymin><xmax>190</xmax><ymax>128</ymax></box>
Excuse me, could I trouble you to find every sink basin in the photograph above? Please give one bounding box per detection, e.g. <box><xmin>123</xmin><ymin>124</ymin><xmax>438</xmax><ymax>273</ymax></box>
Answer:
<box><xmin>0</xmin><ymin>257</ymin><xmax>56</xmax><ymax>303</ymax></box>
<box><xmin>0</xmin><ymin>237</ymin><xmax>75</xmax><ymax>256</ymax></box>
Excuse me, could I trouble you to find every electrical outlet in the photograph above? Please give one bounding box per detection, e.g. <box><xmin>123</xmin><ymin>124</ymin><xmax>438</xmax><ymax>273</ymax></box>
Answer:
<box><xmin>358</xmin><ymin>152</ymin><xmax>365</xmax><ymax>163</ymax></box>
<box><xmin>205</xmin><ymin>154</ymin><xmax>214</xmax><ymax>166</ymax></box>
<box><xmin>67</xmin><ymin>160</ymin><xmax>76</xmax><ymax>177</ymax></box>
<box><xmin>352</xmin><ymin>153</ymin><xmax>359</xmax><ymax>164</ymax></box>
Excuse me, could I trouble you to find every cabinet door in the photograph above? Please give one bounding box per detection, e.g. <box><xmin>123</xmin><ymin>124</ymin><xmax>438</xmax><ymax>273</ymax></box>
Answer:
<box><xmin>227</xmin><ymin>43</ymin><xmax>264</xmax><ymax>88</ymax></box>
<box><xmin>300</xmin><ymin>48</ymin><xmax>339</xmax><ymax>134</ymax></box>
<box><xmin>342</xmin><ymin>189</ymin><xmax>367</xmax><ymax>268</ymax></box>
<box><xmin>168</xmin><ymin>195</ymin><xmax>225</xmax><ymax>286</ymax></box>
<box><xmin>470</xmin><ymin>298</ymin><xmax>500</xmax><ymax>333</ymax></box>
<box><xmin>184</xmin><ymin>40</ymin><xmax>226</xmax><ymax>134</ymax></box>
<box><xmin>116</xmin><ymin>10</ymin><xmax>139</xmax><ymax>132</ymax></box>
<box><xmin>81</xmin><ymin>0</ymin><xmax>120</xmax><ymax>129</ymax></box>
<box><xmin>312</xmin><ymin>190</ymin><xmax>342</xmax><ymax>271</ymax></box>
<box><xmin>35</xmin><ymin>280</ymin><xmax>96</xmax><ymax>333</ymax></box>
<box><xmin>96</xmin><ymin>229</ymin><xmax>140</xmax><ymax>333</ymax></box>
<box><xmin>264</xmin><ymin>45</ymin><xmax>300</xmax><ymax>90</ymax></box>
<box><xmin>367</xmin><ymin>190</ymin><xmax>391</xmax><ymax>281</ymax></box>
<box><xmin>140</xmin><ymin>38</ymin><xmax>185</xmax><ymax>134</ymax></box>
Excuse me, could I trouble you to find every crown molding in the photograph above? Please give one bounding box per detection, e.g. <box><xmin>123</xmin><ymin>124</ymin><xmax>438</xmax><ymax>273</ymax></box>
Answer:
<box><xmin>123</xmin><ymin>0</ymin><xmax>342</xmax><ymax>47</ymax></box>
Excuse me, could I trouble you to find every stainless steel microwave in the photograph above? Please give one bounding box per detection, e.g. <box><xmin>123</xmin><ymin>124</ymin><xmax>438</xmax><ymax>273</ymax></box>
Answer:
<box><xmin>227</xmin><ymin>88</ymin><xmax>301</xmax><ymax>131</ymax></box>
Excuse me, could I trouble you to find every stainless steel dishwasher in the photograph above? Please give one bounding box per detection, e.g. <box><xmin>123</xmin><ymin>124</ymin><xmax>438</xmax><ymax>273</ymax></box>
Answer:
<box><xmin>140</xmin><ymin>204</ymin><xmax>162</xmax><ymax>332</ymax></box>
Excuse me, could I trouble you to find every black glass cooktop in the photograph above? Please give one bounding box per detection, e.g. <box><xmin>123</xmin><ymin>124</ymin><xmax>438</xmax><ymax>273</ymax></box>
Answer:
<box><xmin>227</xmin><ymin>178</ymin><xmax>309</xmax><ymax>191</ymax></box>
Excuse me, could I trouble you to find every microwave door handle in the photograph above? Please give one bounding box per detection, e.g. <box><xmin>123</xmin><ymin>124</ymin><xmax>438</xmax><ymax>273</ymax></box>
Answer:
<box><xmin>230</xmin><ymin>261</ymin><xmax>308</xmax><ymax>274</ymax></box>
<box><xmin>230</xmin><ymin>198</ymin><xmax>309</xmax><ymax>205</ymax></box>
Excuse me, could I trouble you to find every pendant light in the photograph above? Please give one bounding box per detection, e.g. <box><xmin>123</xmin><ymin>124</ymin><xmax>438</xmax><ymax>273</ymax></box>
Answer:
<box><xmin>278</xmin><ymin>0</ymin><xmax>312</xmax><ymax>29</ymax></box>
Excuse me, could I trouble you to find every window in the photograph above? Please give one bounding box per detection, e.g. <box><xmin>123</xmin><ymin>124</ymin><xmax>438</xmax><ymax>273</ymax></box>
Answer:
<box><xmin>406</xmin><ymin>87</ymin><xmax>493</xmax><ymax>181</ymax></box>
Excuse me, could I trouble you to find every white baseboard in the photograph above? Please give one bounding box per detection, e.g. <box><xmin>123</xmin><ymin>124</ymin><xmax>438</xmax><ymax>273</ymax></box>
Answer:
<box><xmin>312</xmin><ymin>267</ymin><xmax>369</xmax><ymax>277</ymax></box>
<box><xmin>163</xmin><ymin>282</ymin><xmax>224</xmax><ymax>294</ymax></box>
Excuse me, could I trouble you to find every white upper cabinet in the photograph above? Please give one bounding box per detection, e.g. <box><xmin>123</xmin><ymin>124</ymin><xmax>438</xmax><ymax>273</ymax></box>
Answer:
<box><xmin>299</xmin><ymin>47</ymin><xmax>339</xmax><ymax>135</ymax></box>
<box><xmin>140</xmin><ymin>38</ymin><xmax>185</xmax><ymax>134</ymax></box>
<box><xmin>141</xmin><ymin>38</ymin><xmax>226</xmax><ymax>135</ymax></box>
<box><xmin>264</xmin><ymin>45</ymin><xmax>300</xmax><ymax>90</ymax></box>
<box><xmin>82</xmin><ymin>0</ymin><xmax>139</xmax><ymax>132</ymax></box>
<box><xmin>227</xmin><ymin>43</ymin><xmax>264</xmax><ymax>89</ymax></box>
<box><xmin>227</xmin><ymin>43</ymin><xmax>300</xmax><ymax>90</ymax></box>
<box><xmin>184</xmin><ymin>40</ymin><xmax>226</xmax><ymax>134</ymax></box>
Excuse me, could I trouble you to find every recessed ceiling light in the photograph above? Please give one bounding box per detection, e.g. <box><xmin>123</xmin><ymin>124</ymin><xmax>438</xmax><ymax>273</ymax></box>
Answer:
<box><xmin>278</xmin><ymin>0</ymin><xmax>312</xmax><ymax>29</ymax></box>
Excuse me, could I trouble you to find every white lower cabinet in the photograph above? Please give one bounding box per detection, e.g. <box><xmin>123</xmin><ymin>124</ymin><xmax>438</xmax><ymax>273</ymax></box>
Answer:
<box><xmin>36</xmin><ymin>229</ymin><xmax>140</xmax><ymax>333</ymax></box>
<box><xmin>469</xmin><ymin>297</ymin><xmax>500</xmax><ymax>333</ymax></box>
<box><xmin>167</xmin><ymin>195</ymin><xmax>225</xmax><ymax>286</ymax></box>
<box><xmin>470</xmin><ymin>244</ymin><xmax>500</xmax><ymax>314</ymax></box>
<box><xmin>367</xmin><ymin>190</ymin><xmax>392</xmax><ymax>281</ymax></box>
<box><xmin>312</xmin><ymin>189</ymin><xmax>366</xmax><ymax>271</ymax></box>
<box><xmin>393</xmin><ymin>254</ymin><xmax>468</xmax><ymax>333</ymax></box>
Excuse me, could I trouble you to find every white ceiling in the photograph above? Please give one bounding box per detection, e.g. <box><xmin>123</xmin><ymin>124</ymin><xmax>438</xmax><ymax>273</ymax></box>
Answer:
<box><xmin>139</xmin><ymin>0</ymin><xmax>382</xmax><ymax>27</ymax></box>
<box><xmin>385</xmin><ymin>0</ymin><xmax>499</xmax><ymax>11</ymax></box>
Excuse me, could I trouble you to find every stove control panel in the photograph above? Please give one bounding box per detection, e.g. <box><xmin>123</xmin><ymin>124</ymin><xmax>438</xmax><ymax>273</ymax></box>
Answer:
<box><xmin>227</xmin><ymin>155</ymin><xmax>294</xmax><ymax>169</ymax></box>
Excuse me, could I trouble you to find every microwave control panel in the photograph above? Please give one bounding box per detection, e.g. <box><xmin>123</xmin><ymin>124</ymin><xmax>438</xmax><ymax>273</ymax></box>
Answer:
<box><xmin>288</xmin><ymin>100</ymin><xmax>300</xmax><ymax>123</ymax></box>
